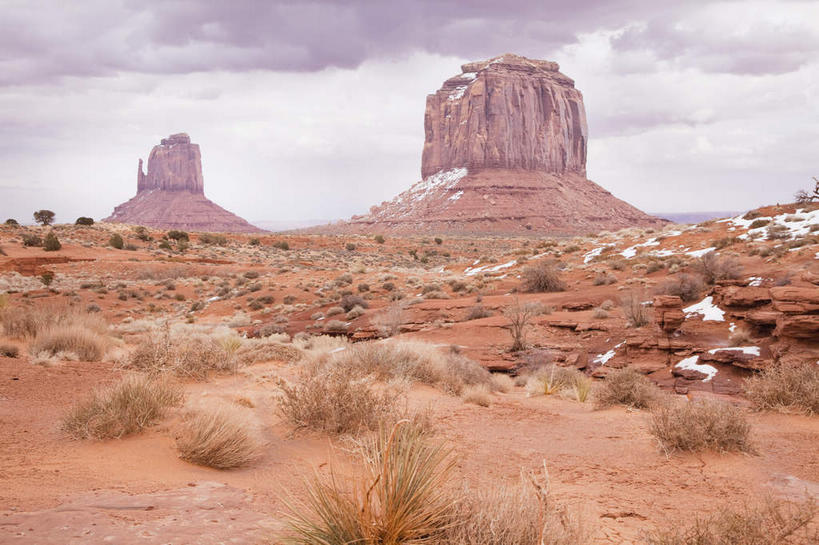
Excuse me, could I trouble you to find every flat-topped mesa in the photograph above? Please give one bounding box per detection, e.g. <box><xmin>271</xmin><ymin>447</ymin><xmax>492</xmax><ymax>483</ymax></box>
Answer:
<box><xmin>137</xmin><ymin>132</ymin><xmax>204</xmax><ymax>194</ymax></box>
<box><xmin>421</xmin><ymin>53</ymin><xmax>587</xmax><ymax>178</ymax></box>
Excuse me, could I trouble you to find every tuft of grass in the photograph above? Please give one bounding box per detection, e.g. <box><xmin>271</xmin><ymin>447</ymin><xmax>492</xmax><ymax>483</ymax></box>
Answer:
<box><xmin>462</xmin><ymin>384</ymin><xmax>492</xmax><ymax>407</ymax></box>
<box><xmin>521</xmin><ymin>260</ymin><xmax>566</xmax><ymax>292</ymax></box>
<box><xmin>526</xmin><ymin>365</ymin><xmax>575</xmax><ymax>396</ymax></box>
<box><xmin>744</xmin><ymin>362</ymin><xmax>819</xmax><ymax>415</ymax></box>
<box><xmin>62</xmin><ymin>374</ymin><xmax>183</xmax><ymax>439</ymax></box>
<box><xmin>649</xmin><ymin>399</ymin><xmax>753</xmax><ymax>454</ymax></box>
<box><xmin>594</xmin><ymin>368</ymin><xmax>660</xmax><ymax>409</ymax></box>
<box><xmin>644</xmin><ymin>497</ymin><xmax>817</xmax><ymax>545</ymax></box>
<box><xmin>276</xmin><ymin>369</ymin><xmax>401</xmax><ymax>435</ymax></box>
<box><xmin>490</xmin><ymin>373</ymin><xmax>514</xmax><ymax>393</ymax></box>
<box><xmin>621</xmin><ymin>292</ymin><xmax>651</xmax><ymax>328</ymax></box>
<box><xmin>30</xmin><ymin>324</ymin><xmax>110</xmax><ymax>361</ymax></box>
<box><xmin>572</xmin><ymin>374</ymin><xmax>592</xmax><ymax>403</ymax></box>
<box><xmin>175</xmin><ymin>407</ymin><xmax>261</xmax><ymax>469</ymax></box>
<box><xmin>282</xmin><ymin>421</ymin><xmax>454</xmax><ymax>545</ymax></box>
<box><xmin>126</xmin><ymin>326</ymin><xmax>233</xmax><ymax>380</ymax></box>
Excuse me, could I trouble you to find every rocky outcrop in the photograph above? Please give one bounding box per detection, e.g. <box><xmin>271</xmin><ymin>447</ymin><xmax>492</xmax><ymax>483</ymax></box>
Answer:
<box><xmin>327</xmin><ymin>54</ymin><xmax>666</xmax><ymax>236</ymax></box>
<box><xmin>104</xmin><ymin>133</ymin><xmax>260</xmax><ymax>233</ymax></box>
<box><xmin>654</xmin><ymin>295</ymin><xmax>685</xmax><ymax>334</ymax></box>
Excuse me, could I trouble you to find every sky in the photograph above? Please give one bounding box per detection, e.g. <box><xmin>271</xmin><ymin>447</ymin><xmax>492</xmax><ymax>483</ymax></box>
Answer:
<box><xmin>1</xmin><ymin>0</ymin><xmax>818</xmax><ymax>225</ymax></box>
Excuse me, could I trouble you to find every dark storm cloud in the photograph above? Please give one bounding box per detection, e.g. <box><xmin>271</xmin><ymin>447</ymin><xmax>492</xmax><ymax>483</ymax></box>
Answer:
<box><xmin>0</xmin><ymin>0</ymin><xmax>731</xmax><ymax>85</ymax></box>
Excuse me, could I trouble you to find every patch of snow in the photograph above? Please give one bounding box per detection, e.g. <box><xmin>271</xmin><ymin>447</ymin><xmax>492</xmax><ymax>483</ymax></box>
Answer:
<box><xmin>686</xmin><ymin>247</ymin><xmax>716</xmax><ymax>258</ymax></box>
<box><xmin>708</xmin><ymin>346</ymin><xmax>760</xmax><ymax>356</ymax></box>
<box><xmin>583</xmin><ymin>244</ymin><xmax>614</xmax><ymax>264</ymax></box>
<box><xmin>621</xmin><ymin>238</ymin><xmax>660</xmax><ymax>259</ymax></box>
<box><xmin>593</xmin><ymin>341</ymin><xmax>625</xmax><ymax>365</ymax></box>
<box><xmin>464</xmin><ymin>258</ymin><xmax>517</xmax><ymax>277</ymax></box>
<box><xmin>729</xmin><ymin>322</ymin><xmax>736</xmax><ymax>333</ymax></box>
<box><xmin>403</xmin><ymin>168</ymin><xmax>468</xmax><ymax>204</ymax></box>
<box><xmin>684</xmin><ymin>296</ymin><xmax>725</xmax><ymax>322</ymax></box>
<box><xmin>675</xmin><ymin>355</ymin><xmax>718</xmax><ymax>382</ymax></box>
<box><xmin>207</xmin><ymin>296</ymin><xmax>220</xmax><ymax>302</ymax></box>
<box><xmin>448</xmin><ymin>190</ymin><xmax>464</xmax><ymax>202</ymax></box>
<box><xmin>748</xmin><ymin>276</ymin><xmax>763</xmax><ymax>287</ymax></box>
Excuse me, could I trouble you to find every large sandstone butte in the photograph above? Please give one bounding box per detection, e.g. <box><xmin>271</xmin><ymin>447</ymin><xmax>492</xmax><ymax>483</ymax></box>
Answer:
<box><xmin>337</xmin><ymin>54</ymin><xmax>666</xmax><ymax>235</ymax></box>
<box><xmin>105</xmin><ymin>133</ymin><xmax>261</xmax><ymax>233</ymax></box>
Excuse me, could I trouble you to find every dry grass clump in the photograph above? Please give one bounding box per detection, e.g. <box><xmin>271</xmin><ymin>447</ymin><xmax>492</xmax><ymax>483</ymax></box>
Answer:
<box><xmin>443</xmin><ymin>467</ymin><xmax>588</xmax><ymax>545</ymax></box>
<box><xmin>522</xmin><ymin>260</ymin><xmax>566</xmax><ymax>293</ymax></box>
<box><xmin>526</xmin><ymin>365</ymin><xmax>583</xmax><ymax>397</ymax></box>
<box><xmin>282</xmin><ymin>422</ymin><xmax>454</xmax><ymax>544</ymax></box>
<box><xmin>621</xmin><ymin>292</ymin><xmax>651</xmax><ymax>328</ymax></box>
<box><xmin>465</xmin><ymin>304</ymin><xmax>493</xmax><ymax>320</ymax></box>
<box><xmin>325</xmin><ymin>341</ymin><xmax>492</xmax><ymax>396</ymax></box>
<box><xmin>235</xmin><ymin>337</ymin><xmax>303</xmax><ymax>365</ymax></box>
<box><xmin>370</xmin><ymin>303</ymin><xmax>405</xmax><ymax>338</ymax></box>
<box><xmin>126</xmin><ymin>326</ymin><xmax>234</xmax><ymax>379</ymax></box>
<box><xmin>2</xmin><ymin>304</ymin><xmax>107</xmax><ymax>341</ymax></box>
<box><xmin>744</xmin><ymin>362</ymin><xmax>819</xmax><ymax>415</ymax></box>
<box><xmin>654</xmin><ymin>273</ymin><xmax>705</xmax><ymax>302</ymax></box>
<box><xmin>649</xmin><ymin>399</ymin><xmax>753</xmax><ymax>454</ymax></box>
<box><xmin>276</xmin><ymin>369</ymin><xmax>402</xmax><ymax>435</ymax></box>
<box><xmin>696</xmin><ymin>251</ymin><xmax>743</xmax><ymax>284</ymax></box>
<box><xmin>644</xmin><ymin>497</ymin><xmax>817</xmax><ymax>545</ymax></box>
<box><xmin>175</xmin><ymin>407</ymin><xmax>261</xmax><ymax>469</ymax></box>
<box><xmin>462</xmin><ymin>384</ymin><xmax>492</xmax><ymax>407</ymax></box>
<box><xmin>594</xmin><ymin>368</ymin><xmax>661</xmax><ymax>409</ymax></box>
<box><xmin>30</xmin><ymin>324</ymin><xmax>110</xmax><ymax>361</ymax></box>
<box><xmin>62</xmin><ymin>374</ymin><xmax>183</xmax><ymax>439</ymax></box>
<box><xmin>490</xmin><ymin>373</ymin><xmax>514</xmax><ymax>393</ymax></box>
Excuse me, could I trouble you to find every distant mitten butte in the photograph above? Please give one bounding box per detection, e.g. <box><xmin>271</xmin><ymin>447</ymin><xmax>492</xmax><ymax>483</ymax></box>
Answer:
<box><xmin>104</xmin><ymin>133</ymin><xmax>261</xmax><ymax>233</ymax></box>
<box><xmin>341</xmin><ymin>53</ymin><xmax>668</xmax><ymax>235</ymax></box>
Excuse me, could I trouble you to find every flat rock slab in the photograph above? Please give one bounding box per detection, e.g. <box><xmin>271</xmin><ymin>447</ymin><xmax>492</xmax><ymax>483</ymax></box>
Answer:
<box><xmin>0</xmin><ymin>482</ymin><xmax>274</xmax><ymax>544</ymax></box>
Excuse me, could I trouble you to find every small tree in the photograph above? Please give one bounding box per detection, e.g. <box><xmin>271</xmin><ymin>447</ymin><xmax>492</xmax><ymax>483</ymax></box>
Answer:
<box><xmin>504</xmin><ymin>299</ymin><xmax>544</xmax><ymax>351</ymax></box>
<box><xmin>5</xmin><ymin>219</ymin><xmax>18</xmax><ymax>226</ymax></box>
<box><xmin>43</xmin><ymin>232</ymin><xmax>61</xmax><ymax>252</ymax></box>
<box><xmin>33</xmin><ymin>210</ymin><xmax>55</xmax><ymax>226</ymax></box>
<box><xmin>75</xmin><ymin>217</ymin><xmax>94</xmax><ymax>226</ymax></box>
<box><xmin>794</xmin><ymin>177</ymin><xmax>819</xmax><ymax>204</ymax></box>
<box><xmin>109</xmin><ymin>233</ymin><xmax>124</xmax><ymax>249</ymax></box>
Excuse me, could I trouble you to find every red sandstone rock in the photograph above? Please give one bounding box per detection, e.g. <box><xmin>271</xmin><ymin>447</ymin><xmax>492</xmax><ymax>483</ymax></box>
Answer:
<box><xmin>770</xmin><ymin>286</ymin><xmax>819</xmax><ymax>314</ymax></box>
<box><xmin>717</xmin><ymin>286</ymin><xmax>771</xmax><ymax>307</ymax></box>
<box><xmin>746</xmin><ymin>310</ymin><xmax>781</xmax><ymax>327</ymax></box>
<box><xmin>105</xmin><ymin>133</ymin><xmax>260</xmax><ymax>233</ymax></box>
<box><xmin>774</xmin><ymin>315</ymin><xmax>819</xmax><ymax>339</ymax></box>
<box><xmin>653</xmin><ymin>295</ymin><xmax>685</xmax><ymax>333</ymax></box>
<box><xmin>329</xmin><ymin>54</ymin><xmax>667</xmax><ymax>236</ymax></box>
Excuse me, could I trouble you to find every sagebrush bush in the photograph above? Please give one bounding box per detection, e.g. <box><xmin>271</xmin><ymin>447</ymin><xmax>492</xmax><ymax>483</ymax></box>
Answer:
<box><xmin>649</xmin><ymin>399</ymin><xmax>753</xmax><ymax>454</ymax></box>
<box><xmin>466</xmin><ymin>304</ymin><xmax>492</xmax><ymax>320</ymax></box>
<box><xmin>282</xmin><ymin>422</ymin><xmax>454</xmax><ymax>544</ymax></box>
<box><xmin>175</xmin><ymin>407</ymin><xmax>260</xmax><ymax>469</ymax></box>
<box><xmin>621</xmin><ymin>292</ymin><xmax>651</xmax><ymax>328</ymax></box>
<box><xmin>645</xmin><ymin>497</ymin><xmax>817</xmax><ymax>545</ymax></box>
<box><xmin>109</xmin><ymin>233</ymin><xmax>124</xmax><ymax>249</ymax></box>
<box><xmin>522</xmin><ymin>260</ymin><xmax>566</xmax><ymax>292</ymax></box>
<box><xmin>126</xmin><ymin>326</ymin><xmax>234</xmax><ymax>379</ymax></box>
<box><xmin>595</xmin><ymin>368</ymin><xmax>660</xmax><ymax>409</ymax></box>
<box><xmin>30</xmin><ymin>324</ymin><xmax>110</xmax><ymax>361</ymax></box>
<box><xmin>744</xmin><ymin>362</ymin><xmax>819</xmax><ymax>415</ymax></box>
<box><xmin>697</xmin><ymin>251</ymin><xmax>743</xmax><ymax>284</ymax></box>
<box><xmin>43</xmin><ymin>232</ymin><xmax>61</xmax><ymax>251</ymax></box>
<box><xmin>62</xmin><ymin>374</ymin><xmax>183</xmax><ymax>439</ymax></box>
<box><xmin>654</xmin><ymin>273</ymin><xmax>705</xmax><ymax>302</ymax></box>
<box><xmin>462</xmin><ymin>384</ymin><xmax>492</xmax><ymax>406</ymax></box>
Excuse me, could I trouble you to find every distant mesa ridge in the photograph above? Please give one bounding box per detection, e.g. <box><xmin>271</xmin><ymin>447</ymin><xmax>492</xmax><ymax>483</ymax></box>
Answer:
<box><xmin>322</xmin><ymin>53</ymin><xmax>666</xmax><ymax>235</ymax></box>
<box><xmin>104</xmin><ymin>133</ymin><xmax>261</xmax><ymax>233</ymax></box>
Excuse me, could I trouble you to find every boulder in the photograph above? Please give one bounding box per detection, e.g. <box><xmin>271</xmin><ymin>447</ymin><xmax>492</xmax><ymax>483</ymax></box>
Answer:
<box><xmin>770</xmin><ymin>286</ymin><xmax>819</xmax><ymax>314</ymax></box>
<box><xmin>653</xmin><ymin>295</ymin><xmax>684</xmax><ymax>333</ymax></box>
<box><xmin>717</xmin><ymin>286</ymin><xmax>771</xmax><ymax>307</ymax></box>
<box><xmin>774</xmin><ymin>315</ymin><xmax>819</xmax><ymax>339</ymax></box>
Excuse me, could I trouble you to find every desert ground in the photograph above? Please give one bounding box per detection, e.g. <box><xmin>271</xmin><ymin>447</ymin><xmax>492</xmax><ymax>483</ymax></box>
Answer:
<box><xmin>1</xmin><ymin>205</ymin><xmax>818</xmax><ymax>544</ymax></box>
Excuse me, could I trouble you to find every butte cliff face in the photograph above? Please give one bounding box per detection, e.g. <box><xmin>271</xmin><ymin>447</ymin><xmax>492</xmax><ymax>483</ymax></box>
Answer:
<box><xmin>340</xmin><ymin>54</ymin><xmax>666</xmax><ymax>235</ymax></box>
<box><xmin>105</xmin><ymin>133</ymin><xmax>261</xmax><ymax>233</ymax></box>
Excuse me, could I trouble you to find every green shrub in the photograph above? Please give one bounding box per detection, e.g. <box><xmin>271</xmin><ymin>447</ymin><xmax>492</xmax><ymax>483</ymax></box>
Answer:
<box><xmin>5</xmin><ymin>218</ymin><xmax>19</xmax><ymax>226</ymax></box>
<box><xmin>22</xmin><ymin>234</ymin><xmax>42</xmax><ymax>247</ymax></box>
<box><xmin>75</xmin><ymin>217</ymin><xmax>94</xmax><ymax>226</ymax></box>
<box><xmin>33</xmin><ymin>209</ymin><xmax>55</xmax><ymax>226</ymax></box>
<box><xmin>43</xmin><ymin>232</ymin><xmax>61</xmax><ymax>252</ymax></box>
<box><xmin>167</xmin><ymin>230</ymin><xmax>189</xmax><ymax>242</ymax></box>
<box><xmin>109</xmin><ymin>233</ymin><xmax>124</xmax><ymax>249</ymax></box>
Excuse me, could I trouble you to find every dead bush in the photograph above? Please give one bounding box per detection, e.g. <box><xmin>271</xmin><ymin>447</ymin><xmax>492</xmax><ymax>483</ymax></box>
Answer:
<box><xmin>654</xmin><ymin>273</ymin><xmax>705</xmax><ymax>302</ymax></box>
<box><xmin>522</xmin><ymin>260</ymin><xmax>566</xmax><ymax>293</ymax></box>
<box><xmin>62</xmin><ymin>374</ymin><xmax>183</xmax><ymax>439</ymax></box>
<box><xmin>465</xmin><ymin>304</ymin><xmax>492</xmax><ymax>320</ymax></box>
<box><xmin>126</xmin><ymin>326</ymin><xmax>233</xmax><ymax>379</ymax></box>
<box><xmin>744</xmin><ymin>362</ymin><xmax>819</xmax><ymax>415</ymax></box>
<box><xmin>370</xmin><ymin>303</ymin><xmax>404</xmax><ymax>337</ymax></box>
<box><xmin>175</xmin><ymin>407</ymin><xmax>261</xmax><ymax>469</ymax></box>
<box><xmin>30</xmin><ymin>324</ymin><xmax>110</xmax><ymax>361</ymax></box>
<box><xmin>696</xmin><ymin>251</ymin><xmax>743</xmax><ymax>284</ymax></box>
<box><xmin>621</xmin><ymin>292</ymin><xmax>651</xmax><ymax>328</ymax></box>
<box><xmin>644</xmin><ymin>497</ymin><xmax>817</xmax><ymax>545</ymax></box>
<box><xmin>505</xmin><ymin>299</ymin><xmax>544</xmax><ymax>351</ymax></box>
<box><xmin>594</xmin><ymin>368</ymin><xmax>660</xmax><ymax>409</ymax></box>
<box><xmin>649</xmin><ymin>399</ymin><xmax>753</xmax><ymax>454</ymax></box>
<box><xmin>462</xmin><ymin>384</ymin><xmax>492</xmax><ymax>407</ymax></box>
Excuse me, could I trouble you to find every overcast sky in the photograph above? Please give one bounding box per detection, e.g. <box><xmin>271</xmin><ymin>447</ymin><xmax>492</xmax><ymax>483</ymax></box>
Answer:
<box><xmin>1</xmin><ymin>0</ymin><xmax>818</xmax><ymax>225</ymax></box>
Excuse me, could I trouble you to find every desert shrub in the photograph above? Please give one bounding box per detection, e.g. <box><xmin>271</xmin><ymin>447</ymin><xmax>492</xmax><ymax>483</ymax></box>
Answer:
<box><xmin>277</xmin><ymin>369</ymin><xmax>400</xmax><ymax>435</ymax></box>
<box><xmin>5</xmin><ymin>218</ymin><xmax>19</xmax><ymax>226</ymax></box>
<box><xmin>645</xmin><ymin>497</ymin><xmax>817</xmax><ymax>545</ymax></box>
<box><xmin>248</xmin><ymin>237</ymin><xmax>260</xmax><ymax>246</ymax></box>
<box><xmin>273</xmin><ymin>240</ymin><xmax>289</xmax><ymax>250</ymax></box>
<box><xmin>654</xmin><ymin>273</ymin><xmax>705</xmax><ymax>302</ymax></box>
<box><xmin>748</xmin><ymin>218</ymin><xmax>770</xmax><ymax>229</ymax></box>
<box><xmin>282</xmin><ymin>422</ymin><xmax>453</xmax><ymax>544</ymax></box>
<box><xmin>370</xmin><ymin>303</ymin><xmax>404</xmax><ymax>337</ymax></box>
<box><xmin>466</xmin><ymin>304</ymin><xmax>492</xmax><ymax>320</ymax></box>
<box><xmin>43</xmin><ymin>232</ymin><xmax>61</xmax><ymax>251</ymax></box>
<box><xmin>0</xmin><ymin>344</ymin><xmax>19</xmax><ymax>358</ymax></box>
<box><xmin>158</xmin><ymin>240</ymin><xmax>172</xmax><ymax>251</ymax></box>
<box><xmin>621</xmin><ymin>292</ymin><xmax>651</xmax><ymax>328</ymax></box>
<box><xmin>442</xmin><ymin>471</ymin><xmax>587</xmax><ymax>545</ymax></box>
<box><xmin>109</xmin><ymin>233</ymin><xmax>124</xmax><ymax>249</ymax></box>
<box><xmin>696</xmin><ymin>251</ymin><xmax>742</xmax><ymax>284</ymax></box>
<box><xmin>75</xmin><ymin>217</ymin><xmax>94</xmax><ymax>226</ymax></box>
<box><xmin>766</xmin><ymin>223</ymin><xmax>790</xmax><ymax>240</ymax></box>
<box><xmin>374</xmin><ymin>234</ymin><xmax>385</xmax><ymax>244</ymax></box>
<box><xmin>39</xmin><ymin>270</ymin><xmax>54</xmax><ymax>286</ymax></box>
<box><xmin>126</xmin><ymin>327</ymin><xmax>234</xmax><ymax>379</ymax></box>
<box><xmin>346</xmin><ymin>305</ymin><xmax>366</xmax><ymax>320</ymax></box>
<box><xmin>199</xmin><ymin>233</ymin><xmax>227</xmax><ymax>246</ymax></box>
<box><xmin>434</xmin><ymin>237</ymin><xmax>443</xmax><ymax>245</ymax></box>
<box><xmin>22</xmin><ymin>233</ymin><xmax>42</xmax><ymax>247</ymax></box>
<box><xmin>462</xmin><ymin>384</ymin><xmax>492</xmax><ymax>406</ymax></box>
<box><xmin>744</xmin><ymin>362</ymin><xmax>819</xmax><ymax>415</ymax></box>
<box><xmin>357</xmin><ymin>283</ymin><xmax>370</xmax><ymax>292</ymax></box>
<box><xmin>345</xmin><ymin>242</ymin><xmax>356</xmax><ymax>251</ymax></box>
<box><xmin>525</xmin><ymin>365</ymin><xmax>583</xmax><ymax>397</ymax></box>
<box><xmin>594</xmin><ymin>368</ymin><xmax>660</xmax><ymax>409</ymax></box>
<box><xmin>175</xmin><ymin>407</ymin><xmax>260</xmax><ymax>469</ymax></box>
<box><xmin>522</xmin><ymin>260</ymin><xmax>566</xmax><ymax>292</ymax></box>
<box><xmin>326</xmin><ymin>306</ymin><xmax>344</xmax><ymax>317</ymax></box>
<box><xmin>62</xmin><ymin>374</ymin><xmax>183</xmax><ymax>439</ymax></box>
<box><xmin>490</xmin><ymin>373</ymin><xmax>514</xmax><ymax>393</ymax></box>
<box><xmin>167</xmin><ymin>230</ymin><xmax>189</xmax><ymax>242</ymax></box>
<box><xmin>30</xmin><ymin>324</ymin><xmax>110</xmax><ymax>361</ymax></box>
<box><xmin>323</xmin><ymin>319</ymin><xmax>348</xmax><ymax>333</ymax></box>
<box><xmin>593</xmin><ymin>272</ymin><xmax>617</xmax><ymax>285</ymax></box>
<box><xmin>505</xmin><ymin>300</ymin><xmax>544</xmax><ymax>351</ymax></box>
<box><xmin>340</xmin><ymin>294</ymin><xmax>368</xmax><ymax>312</ymax></box>
<box><xmin>592</xmin><ymin>307</ymin><xmax>609</xmax><ymax>319</ymax></box>
<box><xmin>2</xmin><ymin>305</ymin><xmax>106</xmax><ymax>345</ymax></box>
<box><xmin>650</xmin><ymin>399</ymin><xmax>753</xmax><ymax>454</ymax></box>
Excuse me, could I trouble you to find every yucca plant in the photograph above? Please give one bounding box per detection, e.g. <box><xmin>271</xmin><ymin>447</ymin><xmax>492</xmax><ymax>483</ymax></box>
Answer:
<box><xmin>572</xmin><ymin>375</ymin><xmax>592</xmax><ymax>403</ymax></box>
<box><xmin>282</xmin><ymin>420</ymin><xmax>455</xmax><ymax>544</ymax></box>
